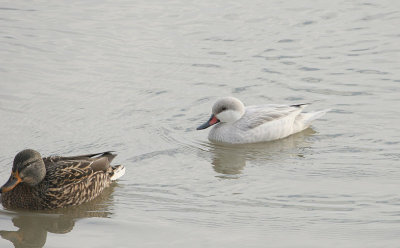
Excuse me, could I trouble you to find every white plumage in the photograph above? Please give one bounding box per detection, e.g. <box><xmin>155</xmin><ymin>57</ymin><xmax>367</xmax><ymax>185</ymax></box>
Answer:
<box><xmin>197</xmin><ymin>97</ymin><xmax>328</xmax><ymax>144</ymax></box>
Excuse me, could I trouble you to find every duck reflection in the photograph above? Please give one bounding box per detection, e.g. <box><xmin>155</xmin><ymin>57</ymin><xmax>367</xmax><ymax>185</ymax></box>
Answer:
<box><xmin>0</xmin><ymin>184</ymin><xmax>117</xmax><ymax>248</ymax></box>
<box><xmin>206</xmin><ymin>128</ymin><xmax>316</xmax><ymax>177</ymax></box>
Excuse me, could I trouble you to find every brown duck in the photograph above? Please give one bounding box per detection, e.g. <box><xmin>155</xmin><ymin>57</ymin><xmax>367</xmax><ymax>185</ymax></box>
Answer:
<box><xmin>0</xmin><ymin>149</ymin><xmax>125</xmax><ymax>210</ymax></box>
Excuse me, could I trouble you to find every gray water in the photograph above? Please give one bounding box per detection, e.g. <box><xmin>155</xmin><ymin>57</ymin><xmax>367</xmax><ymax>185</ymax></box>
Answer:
<box><xmin>0</xmin><ymin>0</ymin><xmax>400</xmax><ymax>247</ymax></box>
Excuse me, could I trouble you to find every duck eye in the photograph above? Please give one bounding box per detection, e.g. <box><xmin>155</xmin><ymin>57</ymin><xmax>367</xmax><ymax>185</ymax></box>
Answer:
<box><xmin>221</xmin><ymin>107</ymin><xmax>227</xmax><ymax>111</ymax></box>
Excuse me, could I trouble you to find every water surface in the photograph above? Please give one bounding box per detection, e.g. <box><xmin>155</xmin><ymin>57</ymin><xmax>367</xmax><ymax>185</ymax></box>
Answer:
<box><xmin>1</xmin><ymin>0</ymin><xmax>400</xmax><ymax>247</ymax></box>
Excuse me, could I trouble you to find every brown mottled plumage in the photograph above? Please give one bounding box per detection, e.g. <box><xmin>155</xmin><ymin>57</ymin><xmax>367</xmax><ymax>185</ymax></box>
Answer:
<box><xmin>1</xmin><ymin>149</ymin><xmax>125</xmax><ymax>210</ymax></box>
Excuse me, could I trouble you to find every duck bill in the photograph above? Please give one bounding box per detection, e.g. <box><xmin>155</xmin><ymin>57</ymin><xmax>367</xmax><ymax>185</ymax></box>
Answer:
<box><xmin>197</xmin><ymin>114</ymin><xmax>220</xmax><ymax>130</ymax></box>
<box><xmin>1</xmin><ymin>171</ymin><xmax>22</xmax><ymax>193</ymax></box>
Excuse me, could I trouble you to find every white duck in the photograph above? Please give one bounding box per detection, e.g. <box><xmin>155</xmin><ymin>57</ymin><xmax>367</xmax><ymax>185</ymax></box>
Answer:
<box><xmin>197</xmin><ymin>97</ymin><xmax>328</xmax><ymax>144</ymax></box>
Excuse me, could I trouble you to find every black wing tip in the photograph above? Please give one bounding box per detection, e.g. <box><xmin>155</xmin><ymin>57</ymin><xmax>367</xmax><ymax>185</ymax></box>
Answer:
<box><xmin>290</xmin><ymin>103</ymin><xmax>310</xmax><ymax>108</ymax></box>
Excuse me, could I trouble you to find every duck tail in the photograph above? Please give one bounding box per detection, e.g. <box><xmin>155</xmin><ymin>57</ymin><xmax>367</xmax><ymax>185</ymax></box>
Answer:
<box><xmin>110</xmin><ymin>165</ymin><xmax>125</xmax><ymax>181</ymax></box>
<box><xmin>301</xmin><ymin>109</ymin><xmax>330</xmax><ymax>125</ymax></box>
<box><xmin>293</xmin><ymin>109</ymin><xmax>329</xmax><ymax>133</ymax></box>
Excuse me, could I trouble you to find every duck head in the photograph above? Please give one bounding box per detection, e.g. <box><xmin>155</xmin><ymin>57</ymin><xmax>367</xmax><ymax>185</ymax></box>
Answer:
<box><xmin>197</xmin><ymin>97</ymin><xmax>245</xmax><ymax>130</ymax></box>
<box><xmin>1</xmin><ymin>149</ymin><xmax>46</xmax><ymax>193</ymax></box>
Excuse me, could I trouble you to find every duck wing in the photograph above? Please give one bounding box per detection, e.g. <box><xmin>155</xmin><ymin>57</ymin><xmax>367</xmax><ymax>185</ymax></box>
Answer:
<box><xmin>240</xmin><ymin>104</ymin><xmax>306</xmax><ymax>130</ymax></box>
<box><xmin>43</xmin><ymin>152</ymin><xmax>117</xmax><ymax>185</ymax></box>
<box><xmin>44</xmin><ymin>152</ymin><xmax>116</xmax><ymax>172</ymax></box>
<box><xmin>54</xmin><ymin>151</ymin><xmax>116</xmax><ymax>163</ymax></box>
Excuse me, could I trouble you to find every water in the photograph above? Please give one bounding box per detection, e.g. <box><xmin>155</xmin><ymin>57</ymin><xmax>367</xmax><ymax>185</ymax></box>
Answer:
<box><xmin>0</xmin><ymin>0</ymin><xmax>399</xmax><ymax>247</ymax></box>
